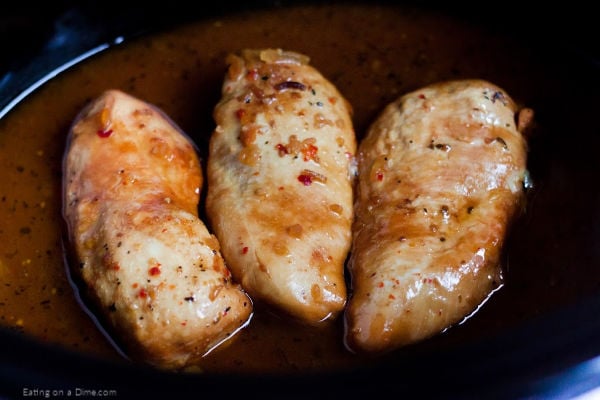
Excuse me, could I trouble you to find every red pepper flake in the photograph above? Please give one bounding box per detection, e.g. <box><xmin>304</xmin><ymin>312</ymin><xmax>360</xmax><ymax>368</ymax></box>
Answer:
<box><xmin>181</xmin><ymin>321</ymin><xmax>187</xmax><ymax>326</ymax></box>
<box><xmin>389</xmin><ymin>294</ymin><xmax>396</xmax><ymax>300</ymax></box>
<box><xmin>246</xmin><ymin>69</ymin><xmax>259</xmax><ymax>81</ymax></box>
<box><xmin>377</xmin><ymin>282</ymin><xmax>384</xmax><ymax>288</ymax></box>
<box><xmin>111</xmin><ymin>263</ymin><xmax>120</xmax><ymax>271</ymax></box>
<box><xmin>275</xmin><ymin>143</ymin><xmax>289</xmax><ymax>156</ymax></box>
<box><xmin>418</xmin><ymin>94</ymin><xmax>426</xmax><ymax>99</ymax></box>
<box><xmin>132</xmin><ymin>283</ymin><xmax>139</xmax><ymax>289</ymax></box>
<box><xmin>235</xmin><ymin>108</ymin><xmax>246</xmax><ymax>120</ymax></box>
<box><xmin>97</xmin><ymin>128</ymin><xmax>113</xmax><ymax>138</ymax></box>
<box><xmin>149</xmin><ymin>265</ymin><xmax>161</xmax><ymax>276</ymax></box>
<box><xmin>302</xmin><ymin>144</ymin><xmax>319</xmax><ymax>162</ymax></box>
<box><xmin>328</xmin><ymin>97</ymin><xmax>337</xmax><ymax>105</ymax></box>
<box><xmin>138</xmin><ymin>288</ymin><xmax>148</xmax><ymax>299</ymax></box>
<box><xmin>278</xmin><ymin>186</ymin><xmax>284</xmax><ymax>191</ymax></box>
<box><xmin>297</xmin><ymin>169</ymin><xmax>327</xmax><ymax>186</ymax></box>
<box><xmin>298</xmin><ymin>174</ymin><xmax>313</xmax><ymax>186</ymax></box>
<box><xmin>242</xmin><ymin>246</ymin><xmax>249</xmax><ymax>255</ymax></box>
<box><xmin>376</xmin><ymin>171</ymin><xmax>384</xmax><ymax>181</ymax></box>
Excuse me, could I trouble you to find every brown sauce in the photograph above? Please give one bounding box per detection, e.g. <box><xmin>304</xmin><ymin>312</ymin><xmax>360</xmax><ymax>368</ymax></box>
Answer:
<box><xmin>0</xmin><ymin>3</ymin><xmax>598</xmax><ymax>374</ymax></box>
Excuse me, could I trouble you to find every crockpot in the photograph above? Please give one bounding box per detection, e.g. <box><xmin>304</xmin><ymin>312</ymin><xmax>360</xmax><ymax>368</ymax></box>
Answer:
<box><xmin>0</xmin><ymin>1</ymin><xmax>598</xmax><ymax>398</ymax></box>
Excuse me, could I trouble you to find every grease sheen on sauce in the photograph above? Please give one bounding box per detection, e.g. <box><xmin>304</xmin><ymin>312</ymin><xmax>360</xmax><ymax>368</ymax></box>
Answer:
<box><xmin>0</xmin><ymin>3</ymin><xmax>597</xmax><ymax>374</ymax></box>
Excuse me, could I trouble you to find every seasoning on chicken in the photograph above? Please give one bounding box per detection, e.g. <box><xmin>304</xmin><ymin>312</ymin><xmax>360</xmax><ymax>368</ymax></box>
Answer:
<box><xmin>206</xmin><ymin>49</ymin><xmax>356</xmax><ymax>324</ymax></box>
<box><xmin>345</xmin><ymin>80</ymin><xmax>532</xmax><ymax>353</ymax></box>
<box><xmin>63</xmin><ymin>90</ymin><xmax>252</xmax><ymax>369</ymax></box>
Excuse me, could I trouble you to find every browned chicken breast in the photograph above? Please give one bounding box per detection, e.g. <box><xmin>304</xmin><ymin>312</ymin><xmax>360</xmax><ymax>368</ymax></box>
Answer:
<box><xmin>206</xmin><ymin>49</ymin><xmax>356</xmax><ymax>324</ymax></box>
<box><xmin>63</xmin><ymin>90</ymin><xmax>252</xmax><ymax>369</ymax></box>
<box><xmin>345</xmin><ymin>80</ymin><xmax>531</xmax><ymax>353</ymax></box>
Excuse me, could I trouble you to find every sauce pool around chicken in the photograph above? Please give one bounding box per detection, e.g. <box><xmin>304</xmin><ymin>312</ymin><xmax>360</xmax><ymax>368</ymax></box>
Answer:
<box><xmin>0</xmin><ymin>3</ymin><xmax>593</xmax><ymax>374</ymax></box>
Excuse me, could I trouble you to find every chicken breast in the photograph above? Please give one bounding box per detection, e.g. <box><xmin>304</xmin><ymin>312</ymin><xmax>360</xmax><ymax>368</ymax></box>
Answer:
<box><xmin>63</xmin><ymin>90</ymin><xmax>252</xmax><ymax>369</ymax></box>
<box><xmin>206</xmin><ymin>49</ymin><xmax>356</xmax><ymax>324</ymax></box>
<box><xmin>345</xmin><ymin>80</ymin><xmax>531</xmax><ymax>353</ymax></box>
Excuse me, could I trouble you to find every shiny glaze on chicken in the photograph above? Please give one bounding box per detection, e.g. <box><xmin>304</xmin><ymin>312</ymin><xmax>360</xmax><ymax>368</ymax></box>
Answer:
<box><xmin>63</xmin><ymin>90</ymin><xmax>252</xmax><ymax>369</ymax></box>
<box><xmin>345</xmin><ymin>80</ymin><xmax>531</xmax><ymax>353</ymax></box>
<box><xmin>207</xmin><ymin>49</ymin><xmax>356</xmax><ymax>324</ymax></box>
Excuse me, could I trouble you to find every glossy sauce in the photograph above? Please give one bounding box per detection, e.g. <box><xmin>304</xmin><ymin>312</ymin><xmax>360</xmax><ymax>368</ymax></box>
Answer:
<box><xmin>0</xmin><ymin>3</ymin><xmax>598</xmax><ymax>374</ymax></box>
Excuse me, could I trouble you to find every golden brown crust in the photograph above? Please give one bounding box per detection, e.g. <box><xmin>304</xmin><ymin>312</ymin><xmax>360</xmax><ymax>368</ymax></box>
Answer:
<box><xmin>63</xmin><ymin>90</ymin><xmax>252</xmax><ymax>369</ymax></box>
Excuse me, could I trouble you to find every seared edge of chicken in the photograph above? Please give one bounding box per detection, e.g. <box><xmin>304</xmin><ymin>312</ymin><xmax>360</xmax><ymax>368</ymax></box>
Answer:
<box><xmin>207</xmin><ymin>49</ymin><xmax>357</xmax><ymax>324</ymax></box>
<box><xmin>345</xmin><ymin>79</ymin><xmax>531</xmax><ymax>353</ymax></box>
<box><xmin>63</xmin><ymin>90</ymin><xmax>253</xmax><ymax>369</ymax></box>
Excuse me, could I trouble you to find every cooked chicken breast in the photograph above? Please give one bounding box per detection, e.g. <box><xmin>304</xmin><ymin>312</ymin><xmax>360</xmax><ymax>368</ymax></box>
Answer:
<box><xmin>345</xmin><ymin>80</ymin><xmax>531</xmax><ymax>353</ymax></box>
<box><xmin>63</xmin><ymin>90</ymin><xmax>252</xmax><ymax>369</ymax></box>
<box><xmin>206</xmin><ymin>49</ymin><xmax>356</xmax><ymax>324</ymax></box>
